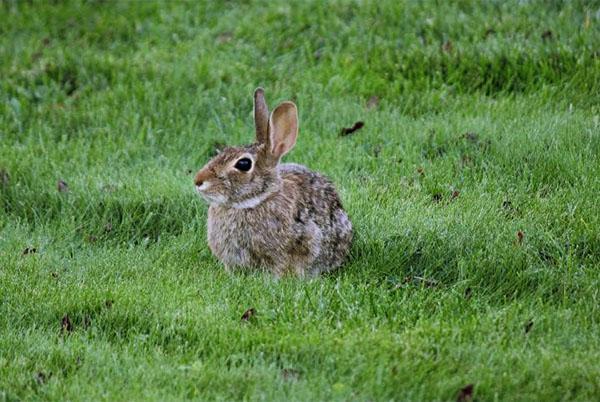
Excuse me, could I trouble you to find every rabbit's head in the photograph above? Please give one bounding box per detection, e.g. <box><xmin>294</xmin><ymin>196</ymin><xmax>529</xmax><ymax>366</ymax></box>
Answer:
<box><xmin>194</xmin><ymin>88</ymin><xmax>298</xmax><ymax>207</ymax></box>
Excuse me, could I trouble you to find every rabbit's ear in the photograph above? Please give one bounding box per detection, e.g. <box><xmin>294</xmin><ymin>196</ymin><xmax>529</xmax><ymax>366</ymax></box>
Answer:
<box><xmin>254</xmin><ymin>88</ymin><xmax>269</xmax><ymax>144</ymax></box>
<box><xmin>269</xmin><ymin>101</ymin><xmax>298</xmax><ymax>158</ymax></box>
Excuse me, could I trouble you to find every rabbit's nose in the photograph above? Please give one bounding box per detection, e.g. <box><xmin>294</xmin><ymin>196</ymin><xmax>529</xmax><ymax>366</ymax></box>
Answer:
<box><xmin>194</xmin><ymin>171</ymin><xmax>206</xmax><ymax>187</ymax></box>
<box><xmin>195</xmin><ymin>169</ymin><xmax>213</xmax><ymax>190</ymax></box>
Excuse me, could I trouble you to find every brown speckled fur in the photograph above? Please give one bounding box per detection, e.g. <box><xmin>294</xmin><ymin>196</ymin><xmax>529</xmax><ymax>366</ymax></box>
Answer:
<box><xmin>194</xmin><ymin>89</ymin><xmax>352</xmax><ymax>277</ymax></box>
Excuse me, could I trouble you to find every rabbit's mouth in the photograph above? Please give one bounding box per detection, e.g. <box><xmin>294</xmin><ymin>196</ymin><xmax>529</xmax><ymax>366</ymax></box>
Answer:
<box><xmin>196</xmin><ymin>184</ymin><xmax>227</xmax><ymax>205</ymax></box>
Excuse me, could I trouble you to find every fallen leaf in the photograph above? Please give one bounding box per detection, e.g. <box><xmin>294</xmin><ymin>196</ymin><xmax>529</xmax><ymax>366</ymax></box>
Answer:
<box><xmin>217</xmin><ymin>32</ymin><xmax>233</xmax><ymax>45</ymax></box>
<box><xmin>281</xmin><ymin>368</ymin><xmax>301</xmax><ymax>381</ymax></box>
<box><xmin>61</xmin><ymin>315</ymin><xmax>73</xmax><ymax>333</ymax></box>
<box><xmin>484</xmin><ymin>27</ymin><xmax>496</xmax><ymax>38</ymax></box>
<box><xmin>0</xmin><ymin>169</ymin><xmax>9</xmax><ymax>186</ymax></box>
<box><xmin>366</xmin><ymin>96</ymin><xmax>380</xmax><ymax>109</ymax></box>
<box><xmin>541</xmin><ymin>30</ymin><xmax>553</xmax><ymax>40</ymax></box>
<box><xmin>60</xmin><ymin>72</ymin><xmax>78</xmax><ymax>97</ymax></box>
<box><xmin>35</xmin><ymin>371</ymin><xmax>50</xmax><ymax>385</ymax></box>
<box><xmin>241</xmin><ymin>307</ymin><xmax>256</xmax><ymax>322</ymax></box>
<box><xmin>516</xmin><ymin>230</ymin><xmax>524</xmax><ymax>244</ymax></box>
<box><xmin>456</xmin><ymin>384</ymin><xmax>474</xmax><ymax>402</ymax></box>
<box><xmin>216</xmin><ymin>32</ymin><xmax>233</xmax><ymax>44</ymax></box>
<box><xmin>442</xmin><ymin>40</ymin><xmax>453</xmax><ymax>53</ymax></box>
<box><xmin>22</xmin><ymin>247</ymin><xmax>37</xmax><ymax>255</ymax></box>
<box><xmin>451</xmin><ymin>190</ymin><xmax>460</xmax><ymax>200</ymax></box>
<box><xmin>463</xmin><ymin>132</ymin><xmax>479</xmax><ymax>143</ymax></box>
<box><xmin>339</xmin><ymin>121</ymin><xmax>365</xmax><ymax>137</ymax></box>
<box><xmin>524</xmin><ymin>319</ymin><xmax>534</xmax><ymax>334</ymax></box>
<box><xmin>57</xmin><ymin>179</ymin><xmax>69</xmax><ymax>192</ymax></box>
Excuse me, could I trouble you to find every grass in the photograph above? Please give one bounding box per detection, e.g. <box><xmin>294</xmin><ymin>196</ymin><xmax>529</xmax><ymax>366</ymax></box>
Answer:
<box><xmin>1</xmin><ymin>0</ymin><xmax>599</xmax><ymax>400</ymax></box>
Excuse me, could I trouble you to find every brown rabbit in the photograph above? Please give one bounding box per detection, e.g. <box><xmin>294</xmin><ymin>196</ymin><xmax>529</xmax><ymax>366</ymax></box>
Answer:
<box><xmin>194</xmin><ymin>88</ymin><xmax>352</xmax><ymax>277</ymax></box>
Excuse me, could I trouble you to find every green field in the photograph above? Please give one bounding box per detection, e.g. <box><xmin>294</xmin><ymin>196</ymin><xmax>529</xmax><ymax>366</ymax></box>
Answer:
<box><xmin>1</xmin><ymin>1</ymin><xmax>599</xmax><ymax>400</ymax></box>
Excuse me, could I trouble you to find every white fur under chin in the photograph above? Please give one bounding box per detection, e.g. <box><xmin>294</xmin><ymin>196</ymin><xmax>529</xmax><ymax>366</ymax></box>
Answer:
<box><xmin>203</xmin><ymin>194</ymin><xmax>227</xmax><ymax>205</ymax></box>
<box><xmin>231</xmin><ymin>192</ymin><xmax>271</xmax><ymax>209</ymax></box>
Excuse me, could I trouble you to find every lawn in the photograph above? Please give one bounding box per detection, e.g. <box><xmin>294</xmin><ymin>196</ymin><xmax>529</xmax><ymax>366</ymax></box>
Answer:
<box><xmin>1</xmin><ymin>1</ymin><xmax>599</xmax><ymax>400</ymax></box>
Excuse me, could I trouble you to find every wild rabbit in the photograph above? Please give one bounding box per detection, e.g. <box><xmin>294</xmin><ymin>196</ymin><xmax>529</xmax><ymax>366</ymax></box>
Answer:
<box><xmin>194</xmin><ymin>88</ymin><xmax>352</xmax><ymax>277</ymax></box>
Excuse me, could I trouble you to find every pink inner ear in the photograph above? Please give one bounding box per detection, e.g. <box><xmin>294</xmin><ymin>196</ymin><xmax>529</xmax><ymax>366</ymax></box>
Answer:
<box><xmin>273</xmin><ymin>143</ymin><xmax>286</xmax><ymax>156</ymax></box>
<box><xmin>268</xmin><ymin>101</ymin><xmax>298</xmax><ymax>158</ymax></box>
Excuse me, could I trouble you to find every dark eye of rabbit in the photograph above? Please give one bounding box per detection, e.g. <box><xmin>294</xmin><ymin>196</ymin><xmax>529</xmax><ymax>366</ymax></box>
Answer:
<box><xmin>234</xmin><ymin>158</ymin><xmax>252</xmax><ymax>172</ymax></box>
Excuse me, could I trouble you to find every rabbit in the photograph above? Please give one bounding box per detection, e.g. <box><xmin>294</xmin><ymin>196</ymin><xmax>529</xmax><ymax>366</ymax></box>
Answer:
<box><xmin>194</xmin><ymin>88</ymin><xmax>352</xmax><ymax>277</ymax></box>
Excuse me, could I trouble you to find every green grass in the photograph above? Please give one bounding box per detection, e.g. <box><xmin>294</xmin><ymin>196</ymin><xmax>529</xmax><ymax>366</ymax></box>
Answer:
<box><xmin>1</xmin><ymin>0</ymin><xmax>599</xmax><ymax>400</ymax></box>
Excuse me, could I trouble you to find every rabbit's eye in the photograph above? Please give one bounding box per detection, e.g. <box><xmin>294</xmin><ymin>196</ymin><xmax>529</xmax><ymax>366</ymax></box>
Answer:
<box><xmin>234</xmin><ymin>158</ymin><xmax>252</xmax><ymax>172</ymax></box>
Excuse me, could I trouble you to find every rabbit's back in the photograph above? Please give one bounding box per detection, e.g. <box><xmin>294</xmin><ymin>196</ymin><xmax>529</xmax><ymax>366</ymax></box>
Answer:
<box><xmin>279</xmin><ymin>164</ymin><xmax>353</xmax><ymax>275</ymax></box>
